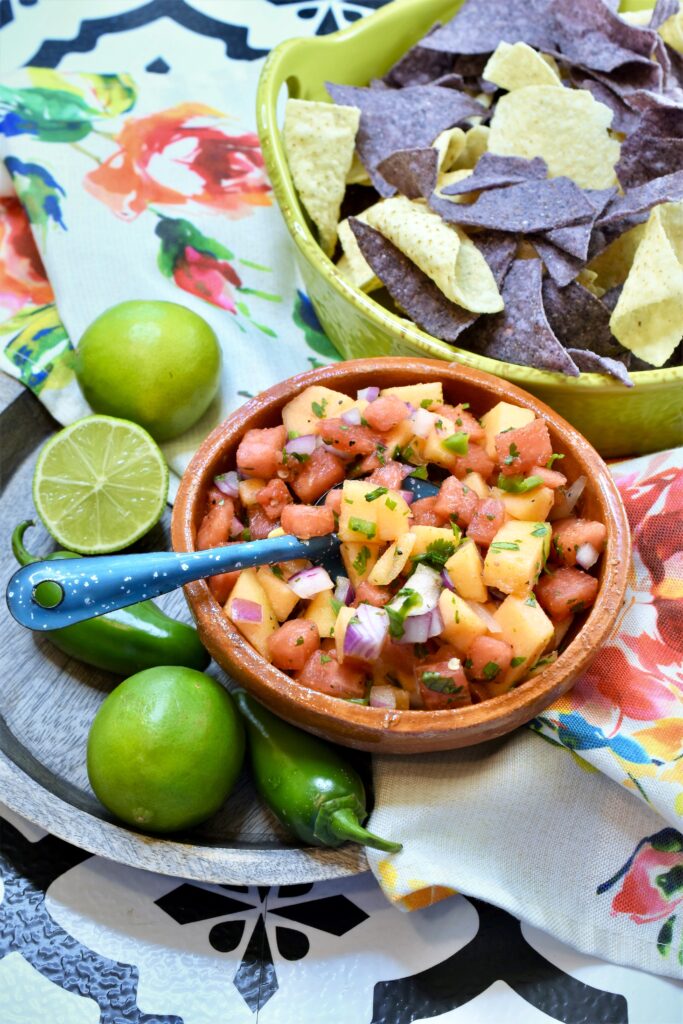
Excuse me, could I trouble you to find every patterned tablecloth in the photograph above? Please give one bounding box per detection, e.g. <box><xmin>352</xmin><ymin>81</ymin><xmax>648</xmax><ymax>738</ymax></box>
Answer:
<box><xmin>0</xmin><ymin>3</ymin><xmax>682</xmax><ymax>1022</ymax></box>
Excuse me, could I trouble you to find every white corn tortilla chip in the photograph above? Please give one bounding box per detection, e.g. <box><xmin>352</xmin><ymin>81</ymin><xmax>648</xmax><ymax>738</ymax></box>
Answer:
<box><xmin>587</xmin><ymin>222</ymin><xmax>647</xmax><ymax>291</ymax></box>
<box><xmin>365</xmin><ymin>195</ymin><xmax>503</xmax><ymax>313</ymax></box>
<box><xmin>432</xmin><ymin>127</ymin><xmax>466</xmax><ymax>172</ymax></box>
<box><xmin>610</xmin><ymin>202</ymin><xmax>683</xmax><ymax>367</ymax></box>
<box><xmin>346</xmin><ymin>150</ymin><xmax>371</xmax><ymax>186</ymax></box>
<box><xmin>658</xmin><ymin>6</ymin><xmax>683</xmax><ymax>49</ymax></box>
<box><xmin>435</xmin><ymin>168</ymin><xmax>474</xmax><ymax>199</ymax></box>
<box><xmin>488</xmin><ymin>85</ymin><xmax>620</xmax><ymax>190</ymax></box>
<box><xmin>483</xmin><ymin>42</ymin><xmax>562</xmax><ymax>91</ymax></box>
<box><xmin>453</xmin><ymin>125</ymin><xmax>490</xmax><ymax>170</ymax></box>
<box><xmin>283</xmin><ymin>98</ymin><xmax>360</xmax><ymax>256</ymax></box>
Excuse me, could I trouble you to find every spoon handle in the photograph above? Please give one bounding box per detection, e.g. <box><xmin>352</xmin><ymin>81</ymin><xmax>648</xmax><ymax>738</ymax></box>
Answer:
<box><xmin>6</xmin><ymin>534</ymin><xmax>339</xmax><ymax>631</ymax></box>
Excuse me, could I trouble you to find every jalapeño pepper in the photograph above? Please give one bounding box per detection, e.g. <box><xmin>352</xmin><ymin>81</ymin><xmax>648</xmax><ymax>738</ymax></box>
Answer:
<box><xmin>234</xmin><ymin>689</ymin><xmax>402</xmax><ymax>853</ymax></box>
<box><xmin>12</xmin><ymin>520</ymin><xmax>210</xmax><ymax>676</ymax></box>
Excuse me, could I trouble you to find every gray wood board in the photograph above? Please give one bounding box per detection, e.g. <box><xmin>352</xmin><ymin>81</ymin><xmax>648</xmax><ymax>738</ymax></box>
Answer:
<box><xmin>0</xmin><ymin>377</ymin><xmax>366</xmax><ymax>883</ymax></box>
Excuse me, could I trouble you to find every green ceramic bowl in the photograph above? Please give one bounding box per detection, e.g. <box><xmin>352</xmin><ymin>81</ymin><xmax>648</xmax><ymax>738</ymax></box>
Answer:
<box><xmin>257</xmin><ymin>0</ymin><xmax>682</xmax><ymax>458</ymax></box>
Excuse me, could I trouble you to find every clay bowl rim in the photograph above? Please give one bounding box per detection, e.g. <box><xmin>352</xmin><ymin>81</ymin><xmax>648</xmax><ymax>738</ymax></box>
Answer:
<box><xmin>172</xmin><ymin>357</ymin><xmax>631</xmax><ymax>751</ymax></box>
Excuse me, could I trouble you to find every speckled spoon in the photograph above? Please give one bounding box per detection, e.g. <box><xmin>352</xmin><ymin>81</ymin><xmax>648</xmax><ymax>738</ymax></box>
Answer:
<box><xmin>6</xmin><ymin>476</ymin><xmax>438</xmax><ymax>632</ymax></box>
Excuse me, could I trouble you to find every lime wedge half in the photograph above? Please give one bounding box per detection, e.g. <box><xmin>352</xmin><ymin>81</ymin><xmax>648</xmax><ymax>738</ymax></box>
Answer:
<box><xmin>33</xmin><ymin>415</ymin><xmax>169</xmax><ymax>554</ymax></box>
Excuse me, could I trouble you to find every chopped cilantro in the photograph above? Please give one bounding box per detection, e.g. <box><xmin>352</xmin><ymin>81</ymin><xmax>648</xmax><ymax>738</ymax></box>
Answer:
<box><xmin>365</xmin><ymin>486</ymin><xmax>388</xmax><ymax>502</ymax></box>
<box><xmin>456</xmin><ymin>418</ymin><xmax>462</xmax><ymax>426</ymax></box>
<box><xmin>292</xmin><ymin>451</ymin><xmax>310</xmax><ymax>463</ymax></box>
<box><xmin>385</xmin><ymin>497</ymin><xmax>397</xmax><ymax>511</ymax></box>
<box><xmin>460</xmin><ymin>403</ymin><xmax>470</xmax><ymax>410</ymax></box>
<box><xmin>312</xmin><ymin>398</ymin><xmax>328</xmax><ymax>419</ymax></box>
<box><xmin>553</xmin><ymin>536</ymin><xmax>563</xmax><ymax>558</ymax></box>
<box><xmin>376</xmin><ymin>445</ymin><xmax>387</xmax><ymax>466</ymax></box>
<box><xmin>330</xmin><ymin>597</ymin><xmax>343</xmax><ymax>615</ymax></box>
<box><xmin>287</xmin><ymin>430</ymin><xmax>299</xmax><ymax>440</ymax></box>
<box><xmin>531</xmin><ymin>654</ymin><xmax>555</xmax><ymax>670</ymax></box>
<box><xmin>511</xmin><ymin>656</ymin><xmax>526</xmax><ymax>668</ymax></box>
<box><xmin>352</xmin><ymin>546</ymin><xmax>371</xmax><ymax>575</ymax></box>
<box><xmin>496</xmin><ymin>474</ymin><xmax>544</xmax><ymax>494</ymax></box>
<box><xmin>403</xmin><ymin>445</ymin><xmax>415</xmax><ymax>461</ymax></box>
<box><xmin>546</xmin><ymin>453</ymin><xmax>565</xmax><ymax>467</ymax></box>
<box><xmin>420</xmin><ymin>398</ymin><xmax>434</xmax><ymax>408</ymax></box>
<box><xmin>504</xmin><ymin>442</ymin><xmax>520</xmax><ymax>466</ymax></box>
<box><xmin>490</xmin><ymin>541</ymin><xmax>520</xmax><ymax>551</ymax></box>
<box><xmin>320</xmin><ymin>653</ymin><xmax>333</xmax><ymax>664</ymax></box>
<box><xmin>412</xmin><ymin>538</ymin><xmax>456</xmax><ymax>570</ymax></box>
<box><xmin>442</xmin><ymin>432</ymin><xmax>469</xmax><ymax>455</ymax></box>
<box><xmin>386</xmin><ymin>590</ymin><xmax>422</xmax><ymax>639</ymax></box>
<box><xmin>531</xmin><ymin>524</ymin><xmax>550</xmax><ymax>537</ymax></box>
<box><xmin>482</xmin><ymin>661</ymin><xmax>500</xmax><ymax>680</ymax></box>
<box><xmin>525</xmin><ymin>593</ymin><xmax>537</xmax><ymax>606</ymax></box>
<box><xmin>421</xmin><ymin>671</ymin><xmax>463</xmax><ymax>694</ymax></box>
<box><xmin>295</xmin><ymin>636</ymin><xmax>304</xmax><ymax>646</ymax></box>
<box><xmin>346</xmin><ymin>697</ymin><xmax>369</xmax><ymax>705</ymax></box>
<box><xmin>450</xmin><ymin>521</ymin><xmax>462</xmax><ymax>543</ymax></box>
<box><xmin>435</xmin><ymin>419</ymin><xmax>444</xmax><ymax>431</ymax></box>
<box><xmin>241</xmin><ymin>528</ymin><xmax>252</xmax><ymax>541</ymax></box>
<box><xmin>349</xmin><ymin>516</ymin><xmax>377</xmax><ymax>539</ymax></box>
<box><xmin>344</xmin><ymin>497</ymin><xmax>354</xmax><ymax>505</ymax></box>
<box><xmin>463</xmin><ymin>657</ymin><xmax>473</xmax><ymax>669</ymax></box>
<box><xmin>271</xmin><ymin>565</ymin><xmax>285</xmax><ymax>580</ymax></box>
<box><xmin>410</xmin><ymin>465</ymin><xmax>429</xmax><ymax>480</ymax></box>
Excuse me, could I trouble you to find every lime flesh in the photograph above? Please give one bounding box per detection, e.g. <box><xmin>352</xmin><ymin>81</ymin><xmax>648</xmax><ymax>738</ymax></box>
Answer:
<box><xmin>33</xmin><ymin>414</ymin><xmax>168</xmax><ymax>554</ymax></box>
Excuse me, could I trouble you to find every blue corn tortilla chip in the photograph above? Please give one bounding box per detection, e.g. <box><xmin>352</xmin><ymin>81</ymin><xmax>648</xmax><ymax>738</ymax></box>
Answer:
<box><xmin>650</xmin><ymin>0</ymin><xmax>680</xmax><ymax>30</ymax></box>
<box><xmin>430</xmin><ymin>177</ymin><xmax>595</xmax><ymax>233</ymax></box>
<box><xmin>461</xmin><ymin>259</ymin><xmax>580</xmax><ymax>375</ymax></box>
<box><xmin>421</xmin><ymin>0</ymin><xmax>557</xmax><ymax>56</ymax></box>
<box><xmin>326</xmin><ymin>83</ymin><xmax>486</xmax><ymax>198</ymax></box>
<box><xmin>551</xmin><ymin>0</ymin><xmax>660</xmax><ymax>73</ymax></box>
<box><xmin>616</xmin><ymin>105</ymin><xmax>683</xmax><ymax>186</ymax></box>
<box><xmin>596</xmin><ymin>169</ymin><xmax>683</xmax><ymax>226</ymax></box>
<box><xmin>542</xmin><ymin>278</ymin><xmax>627</xmax><ymax>360</ymax></box>
<box><xmin>440</xmin><ymin>154</ymin><xmax>548</xmax><ymax>196</ymax></box>
<box><xmin>531</xmin><ymin>237</ymin><xmax>583</xmax><ymax>286</ymax></box>
<box><xmin>383</xmin><ymin>31</ymin><xmax>455</xmax><ymax>88</ymax></box>
<box><xmin>571</xmin><ymin>74</ymin><xmax>642</xmax><ymax>133</ymax></box>
<box><xmin>566</xmin><ymin>348</ymin><xmax>633</xmax><ymax>386</ymax></box>
<box><xmin>376</xmin><ymin>147</ymin><xmax>439</xmax><ymax>200</ymax></box>
<box><xmin>542</xmin><ymin>187</ymin><xmax>617</xmax><ymax>260</ymax></box>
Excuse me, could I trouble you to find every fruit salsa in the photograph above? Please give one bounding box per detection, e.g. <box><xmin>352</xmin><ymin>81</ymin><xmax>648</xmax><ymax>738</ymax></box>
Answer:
<box><xmin>197</xmin><ymin>382</ymin><xmax>606</xmax><ymax>710</ymax></box>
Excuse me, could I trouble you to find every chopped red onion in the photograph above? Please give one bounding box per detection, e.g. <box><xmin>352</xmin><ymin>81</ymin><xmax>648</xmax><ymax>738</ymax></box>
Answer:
<box><xmin>427</xmin><ymin>606</ymin><xmax>444</xmax><ymax>637</ymax></box>
<box><xmin>404</xmin><ymin>402</ymin><xmax>416</xmax><ymax>415</ymax></box>
<box><xmin>214</xmin><ymin>471</ymin><xmax>240</xmax><ymax>497</ymax></box>
<box><xmin>441</xmin><ymin>568</ymin><xmax>456</xmax><ymax>593</ymax></box>
<box><xmin>287</xmin><ymin>566</ymin><xmax>334</xmax><ymax>599</ymax></box>
<box><xmin>334</xmin><ymin>576</ymin><xmax>355</xmax><ymax>606</ymax></box>
<box><xmin>320</xmin><ymin>441</ymin><xmax>355</xmax><ymax>461</ymax></box>
<box><xmin>400</xmin><ymin>489</ymin><xmax>415</xmax><ymax>505</ymax></box>
<box><xmin>468</xmin><ymin>601</ymin><xmax>502</xmax><ymax>633</ymax></box>
<box><xmin>229</xmin><ymin>515</ymin><xmax>245</xmax><ymax>538</ymax></box>
<box><xmin>410</xmin><ymin>406</ymin><xmax>437</xmax><ymax>438</ymax></box>
<box><xmin>285</xmin><ymin>434</ymin><xmax>318</xmax><ymax>457</ymax></box>
<box><xmin>395</xmin><ymin>612</ymin><xmax>432</xmax><ymax>645</ymax></box>
<box><xmin>343</xmin><ymin>603</ymin><xmax>389</xmax><ymax>662</ymax></box>
<box><xmin>576</xmin><ymin>542</ymin><xmax>599</xmax><ymax>570</ymax></box>
<box><xmin>357</xmin><ymin>386</ymin><xmax>380</xmax><ymax>402</ymax></box>
<box><xmin>231</xmin><ymin>598</ymin><xmax>262</xmax><ymax>623</ymax></box>
<box><xmin>402</xmin><ymin>564</ymin><xmax>442</xmax><ymax>615</ymax></box>
<box><xmin>369</xmin><ymin>684</ymin><xmax>397</xmax><ymax>709</ymax></box>
<box><xmin>341</xmin><ymin>407</ymin><xmax>362</xmax><ymax>427</ymax></box>
<box><xmin>549</xmin><ymin>475</ymin><xmax>587</xmax><ymax>520</ymax></box>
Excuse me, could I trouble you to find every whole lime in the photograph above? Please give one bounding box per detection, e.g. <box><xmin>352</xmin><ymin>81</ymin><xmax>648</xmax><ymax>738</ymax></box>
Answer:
<box><xmin>75</xmin><ymin>300</ymin><xmax>221</xmax><ymax>442</ymax></box>
<box><xmin>87</xmin><ymin>667</ymin><xmax>244</xmax><ymax>833</ymax></box>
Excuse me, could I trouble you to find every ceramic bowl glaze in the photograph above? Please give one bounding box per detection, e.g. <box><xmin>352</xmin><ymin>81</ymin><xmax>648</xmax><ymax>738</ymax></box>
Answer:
<box><xmin>172</xmin><ymin>357</ymin><xmax>631</xmax><ymax>754</ymax></box>
<box><xmin>255</xmin><ymin>0</ymin><xmax>681</xmax><ymax>458</ymax></box>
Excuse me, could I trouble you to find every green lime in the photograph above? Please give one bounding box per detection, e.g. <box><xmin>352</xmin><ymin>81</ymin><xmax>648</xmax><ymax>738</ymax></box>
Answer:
<box><xmin>33</xmin><ymin>414</ymin><xmax>168</xmax><ymax>554</ymax></box>
<box><xmin>87</xmin><ymin>667</ymin><xmax>245</xmax><ymax>833</ymax></box>
<box><xmin>75</xmin><ymin>300</ymin><xmax>221</xmax><ymax>442</ymax></box>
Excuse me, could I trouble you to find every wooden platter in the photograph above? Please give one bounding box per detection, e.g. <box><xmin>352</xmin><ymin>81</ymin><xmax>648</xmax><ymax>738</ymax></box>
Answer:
<box><xmin>0</xmin><ymin>375</ymin><xmax>366</xmax><ymax>884</ymax></box>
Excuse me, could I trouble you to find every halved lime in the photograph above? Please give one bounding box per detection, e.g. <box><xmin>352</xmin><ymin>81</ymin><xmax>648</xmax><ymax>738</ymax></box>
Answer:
<box><xmin>33</xmin><ymin>415</ymin><xmax>169</xmax><ymax>554</ymax></box>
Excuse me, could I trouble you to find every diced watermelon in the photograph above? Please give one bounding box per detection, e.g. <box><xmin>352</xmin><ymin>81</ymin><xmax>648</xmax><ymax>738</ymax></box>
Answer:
<box><xmin>295</xmin><ymin>649</ymin><xmax>367</xmax><ymax>699</ymax></box>
<box><xmin>418</xmin><ymin>660</ymin><xmax>471</xmax><ymax>709</ymax></box>
<box><xmin>209</xmin><ymin>567</ymin><xmax>240</xmax><ymax>604</ymax></box>
<box><xmin>324</xmin><ymin>488</ymin><xmax>343</xmax><ymax>514</ymax></box>
<box><xmin>467</xmin><ymin>497</ymin><xmax>506</xmax><ymax>546</ymax></box>
<box><xmin>197</xmin><ymin>498</ymin><xmax>234</xmax><ymax>549</ymax></box>
<box><xmin>364</xmin><ymin>396</ymin><xmax>408</xmax><ymax>433</ymax></box>
<box><xmin>367</xmin><ymin>460</ymin><xmax>409</xmax><ymax>491</ymax></box>
<box><xmin>316</xmin><ymin>417</ymin><xmax>382</xmax><ymax>455</ymax></box>
<box><xmin>551</xmin><ymin>517</ymin><xmax>607</xmax><ymax>566</ymax></box>
<box><xmin>290</xmin><ymin>447</ymin><xmax>346</xmax><ymax>504</ymax></box>
<box><xmin>236</xmin><ymin>425</ymin><xmax>287</xmax><ymax>478</ymax></box>
<box><xmin>433</xmin><ymin>475</ymin><xmax>480</xmax><ymax>527</ymax></box>
<box><xmin>465</xmin><ymin>635</ymin><xmax>513</xmax><ymax>681</ymax></box>
<box><xmin>353</xmin><ymin>581</ymin><xmax>391</xmax><ymax>607</ymax></box>
<box><xmin>433</xmin><ymin>404</ymin><xmax>485</xmax><ymax>443</ymax></box>
<box><xmin>281</xmin><ymin>504</ymin><xmax>335</xmax><ymax>539</ymax></box>
<box><xmin>206</xmin><ymin>485</ymin><xmax>229</xmax><ymax>510</ymax></box>
<box><xmin>248</xmin><ymin>506</ymin><xmax>275</xmax><ymax>540</ymax></box>
<box><xmin>530</xmin><ymin>465</ymin><xmax>567</xmax><ymax>489</ymax></box>
<box><xmin>496</xmin><ymin>418</ymin><xmax>552</xmax><ymax>477</ymax></box>
<box><xmin>535</xmin><ymin>566</ymin><xmax>599</xmax><ymax>620</ymax></box>
<box><xmin>267</xmin><ymin>619</ymin><xmax>320</xmax><ymax>671</ymax></box>
<box><xmin>256</xmin><ymin>478</ymin><xmax>293</xmax><ymax>521</ymax></box>
<box><xmin>450</xmin><ymin>443</ymin><xmax>496</xmax><ymax>481</ymax></box>
<box><xmin>410</xmin><ymin>496</ymin><xmax>442</xmax><ymax>526</ymax></box>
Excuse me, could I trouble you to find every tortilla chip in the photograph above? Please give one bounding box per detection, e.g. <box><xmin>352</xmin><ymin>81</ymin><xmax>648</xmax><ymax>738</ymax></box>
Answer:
<box><xmin>586</xmin><ymin>221</ymin><xmax>648</xmax><ymax>290</ymax></box>
<box><xmin>616</xmin><ymin>106</ymin><xmax>683</xmax><ymax>187</ymax></box>
<box><xmin>346</xmin><ymin>151</ymin><xmax>371</xmax><ymax>186</ymax></box>
<box><xmin>488</xmin><ymin>85</ymin><xmax>621</xmax><ymax>190</ymax></box>
<box><xmin>431</xmin><ymin>176</ymin><xmax>595</xmax><ymax>233</ymax></box>
<box><xmin>377</xmin><ymin>148</ymin><xmax>439</xmax><ymax>199</ymax></box>
<box><xmin>452</xmin><ymin>125</ymin><xmax>490</xmax><ymax>170</ymax></box>
<box><xmin>658</xmin><ymin>5</ymin><xmax>683</xmax><ymax>50</ymax></box>
<box><xmin>433</xmin><ymin>127</ymin><xmax>467</xmax><ymax>172</ymax></box>
<box><xmin>365</xmin><ymin>196</ymin><xmax>503</xmax><ymax>313</ymax></box>
<box><xmin>567</xmin><ymin>348</ymin><xmax>634</xmax><ymax>385</ymax></box>
<box><xmin>571</xmin><ymin>74</ymin><xmax>642</xmax><ymax>134</ymax></box>
<box><xmin>337</xmin><ymin>211</ymin><xmax>381</xmax><ymax>292</ymax></box>
<box><xmin>383</xmin><ymin>25</ymin><xmax>455</xmax><ymax>87</ymax></box>
<box><xmin>435</xmin><ymin>168</ymin><xmax>474</xmax><ymax>200</ymax></box>
<box><xmin>483</xmin><ymin>42</ymin><xmax>561</xmax><ymax>91</ymax></box>
<box><xmin>552</xmin><ymin>0</ymin><xmax>660</xmax><ymax>73</ymax></box>
<box><xmin>283</xmin><ymin>99</ymin><xmax>360</xmax><ymax>256</ymax></box>
<box><xmin>326</xmin><ymin>83</ymin><xmax>485</xmax><ymax>198</ymax></box>
<box><xmin>542</xmin><ymin>278</ymin><xmax>626</xmax><ymax>359</ymax></box>
<box><xmin>610</xmin><ymin>201</ymin><xmax>683</xmax><ymax>366</ymax></box>
<box><xmin>440</xmin><ymin>153</ymin><xmax>547</xmax><ymax>196</ymax></box>
<box><xmin>597</xmin><ymin>169</ymin><xmax>683</xmax><ymax>225</ymax></box>
<box><xmin>349</xmin><ymin>218</ymin><xmax>478</xmax><ymax>341</ymax></box>
<box><xmin>420</xmin><ymin>0</ymin><xmax>557</xmax><ymax>56</ymax></box>
<box><xmin>462</xmin><ymin>259</ymin><xmax>580</xmax><ymax>375</ymax></box>
<box><xmin>531</xmin><ymin>237</ymin><xmax>584</xmax><ymax>286</ymax></box>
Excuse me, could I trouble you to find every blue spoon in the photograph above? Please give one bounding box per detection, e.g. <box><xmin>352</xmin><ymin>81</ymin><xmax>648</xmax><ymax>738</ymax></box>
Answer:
<box><xmin>6</xmin><ymin>476</ymin><xmax>439</xmax><ymax>632</ymax></box>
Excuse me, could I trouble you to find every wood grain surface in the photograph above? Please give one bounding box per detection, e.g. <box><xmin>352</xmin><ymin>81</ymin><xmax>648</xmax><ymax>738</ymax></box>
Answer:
<box><xmin>0</xmin><ymin>376</ymin><xmax>366</xmax><ymax>883</ymax></box>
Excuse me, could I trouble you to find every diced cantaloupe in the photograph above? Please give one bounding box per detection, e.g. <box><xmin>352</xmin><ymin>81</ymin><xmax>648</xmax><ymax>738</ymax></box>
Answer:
<box><xmin>225</xmin><ymin>568</ymin><xmax>278</xmax><ymax>658</ymax></box>
<box><xmin>239</xmin><ymin>478</ymin><xmax>266</xmax><ymax>506</ymax></box>
<box><xmin>369</xmin><ymin>533</ymin><xmax>416</xmax><ymax>585</ymax></box>
<box><xmin>256</xmin><ymin>566</ymin><xmax>299</xmax><ymax>622</ymax></box>
<box><xmin>383</xmin><ymin>417</ymin><xmax>417</xmax><ymax>458</ymax></box>
<box><xmin>482</xmin><ymin>521</ymin><xmax>551</xmax><ymax>595</ymax></box>
<box><xmin>279</xmin><ymin>558</ymin><xmax>311</xmax><ymax>579</ymax></box>
<box><xmin>341</xmin><ymin>541</ymin><xmax>382</xmax><ymax>587</ymax></box>
<box><xmin>410</xmin><ymin>525</ymin><xmax>461</xmax><ymax>558</ymax></box>
<box><xmin>490</xmin><ymin>593</ymin><xmax>554</xmax><ymax>691</ymax></box>
<box><xmin>480</xmin><ymin>402</ymin><xmax>535</xmax><ymax>458</ymax></box>
<box><xmin>494</xmin><ymin>485</ymin><xmax>555</xmax><ymax>522</ymax></box>
<box><xmin>304</xmin><ymin>590</ymin><xmax>339</xmax><ymax>639</ymax></box>
<box><xmin>437</xmin><ymin>590</ymin><xmax>488</xmax><ymax>655</ymax></box>
<box><xmin>282</xmin><ymin>385</ymin><xmax>358</xmax><ymax>437</ymax></box>
<box><xmin>463</xmin><ymin>471</ymin><xmax>490</xmax><ymax>499</ymax></box>
<box><xmin>422</xmin><ymin>414</ymin><xmax>463</xmax><ymax>472</ymax></box>
<box><xmin>445</xmin><ymin>540</ymin><xmax>487</xmax><ymax>602</ymax></box>
<box><xmin>375</xmin><ymin>490</ymin><xmax>412</xmax><ymax>541</ymax></box>
<box><xmin>338</xmin><ymin>480</ymin><xmax>410</xmax><ymax>543</ymax></box>
<box><xmin>334</xmin><ymin>605</ymin><xmax>357</xmax><ymax>663</ymax></box>
<box><xmin>267</xmin><ymin>527</ymin><xmax>286</xmax><ymax>538</ymax></box>
<box><xmin>380</xmin><ymin>382</ymin><xmax>443</xmax><ymax>408</ymax></box>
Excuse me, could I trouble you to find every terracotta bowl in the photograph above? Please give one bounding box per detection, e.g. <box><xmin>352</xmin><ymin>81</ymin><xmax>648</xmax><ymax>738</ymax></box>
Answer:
<box><xmin>172</xmin><ymin>357</ymin><xmax>631</xmax><ymax>754</ymax></box>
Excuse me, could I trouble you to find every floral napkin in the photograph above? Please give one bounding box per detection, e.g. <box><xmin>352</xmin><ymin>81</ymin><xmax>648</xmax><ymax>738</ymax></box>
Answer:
<box><xmin>367</xmin><ymin>447</ymin><xmax>683</xmax><ymax>980</ymax></box>
<box><xmin>1</xmin><ymin>63</ymin><xmax>682</xmax><ymax>982</ymax></box>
